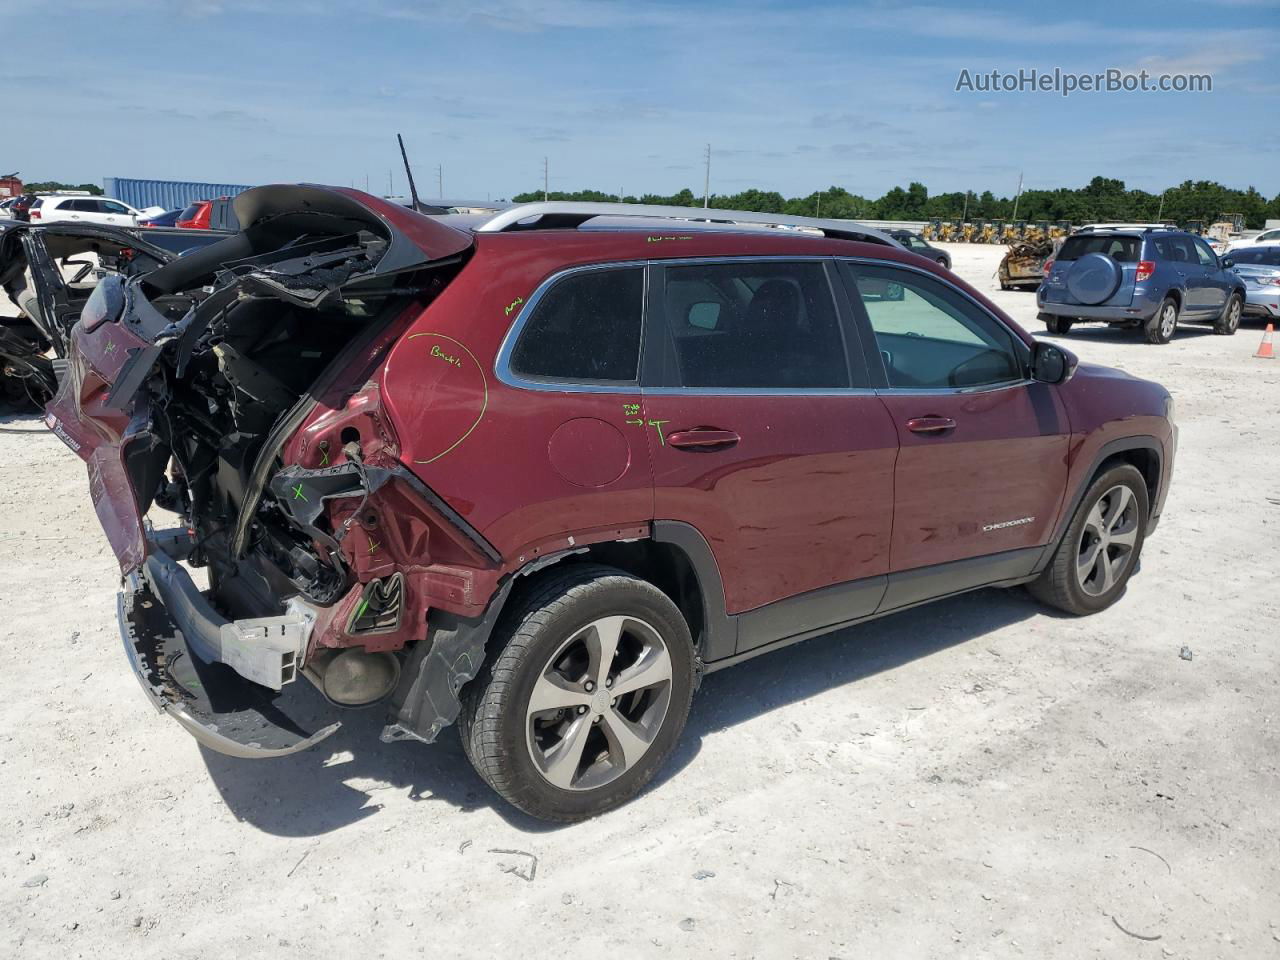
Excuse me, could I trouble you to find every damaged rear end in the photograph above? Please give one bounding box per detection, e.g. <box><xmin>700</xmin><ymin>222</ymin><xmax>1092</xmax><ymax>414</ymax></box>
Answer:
<box><xmin>46</xmin><ymin>185</ymin><xmax>491</xmax><ymax>756</ymax></box>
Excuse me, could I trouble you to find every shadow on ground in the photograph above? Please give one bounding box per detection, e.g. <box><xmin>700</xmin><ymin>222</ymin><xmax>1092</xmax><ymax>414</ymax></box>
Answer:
<box><xmin>1038</xmin><ymin>322</ymin><xmax>1221</xmax><ymax>347</ymax></box>
<box><xmin>201</xmin><ymin>585</ymin><xmax>1044</xmax><ymax>836</ymax></box>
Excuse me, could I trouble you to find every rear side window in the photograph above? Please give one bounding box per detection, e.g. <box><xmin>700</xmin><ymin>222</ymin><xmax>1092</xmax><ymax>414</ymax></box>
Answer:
<box><xmin>661</xmin><ymin>260</ymin><xmax>850</xmax><ymax>389</ymax></box>
<box><xmin>510</xmin><ymin>267</ymin><xmax>644</xmax><ymax>383</ymax></box>
<box><xmin>1151</xmin><ymin>236</ymin><xmax>1198</xmax><ymax>264</ymax></box>
<box><xmin>1057</xmin><ymin>235</ymin><xmax>1140</xmax><ymax>263</ymax></box>
<box><xmin>178</xmin><ymin>202</ymin><xmax>203</xmax><ymax>221</ymax></box>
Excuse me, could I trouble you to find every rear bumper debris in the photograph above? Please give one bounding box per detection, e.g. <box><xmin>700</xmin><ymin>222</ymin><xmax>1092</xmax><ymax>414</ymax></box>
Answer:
<box><xmin>118</xmin><ymin>543</ymin><xmax>340</xmax><ymax>758</ymax></box>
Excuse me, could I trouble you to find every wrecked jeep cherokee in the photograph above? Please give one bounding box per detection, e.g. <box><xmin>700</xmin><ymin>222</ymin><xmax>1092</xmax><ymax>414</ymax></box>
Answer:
<box><xmin>46</xmin><ymin>186</ymin><xmax>1176</xmax><ymax>821</ymax></box>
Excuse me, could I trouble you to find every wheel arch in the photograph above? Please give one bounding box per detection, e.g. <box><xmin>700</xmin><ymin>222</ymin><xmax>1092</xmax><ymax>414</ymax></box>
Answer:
<box><xmin>499</xmin><ymin>521</ymin><xmax>734</xmax><ymax>663</ymax></box>
<box><xmin>1036</xmin><ymin>436</ymin><xmax>1163</xmax><ymax>574</ymax></box>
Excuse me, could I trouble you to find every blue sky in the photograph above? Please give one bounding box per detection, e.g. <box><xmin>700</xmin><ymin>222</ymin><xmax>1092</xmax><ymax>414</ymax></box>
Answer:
<box><xmin>3</xmin><ymin>0</ymin><xmax>1277</xmax><ymax>200</ymax></box>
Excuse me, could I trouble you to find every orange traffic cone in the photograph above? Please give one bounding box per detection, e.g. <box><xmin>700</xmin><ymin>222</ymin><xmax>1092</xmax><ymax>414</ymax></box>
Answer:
<box><xmin>1257</xmin><ymin>323</ymin><xmax>1275</xmax><ymax>359</ymax></box>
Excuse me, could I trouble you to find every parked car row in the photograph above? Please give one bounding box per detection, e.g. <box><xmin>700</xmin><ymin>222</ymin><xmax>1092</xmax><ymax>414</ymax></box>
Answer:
<box><xmin>0</xmin><ymin>192</ymin><xmax>243</xmax><ymax>232</ymax></box>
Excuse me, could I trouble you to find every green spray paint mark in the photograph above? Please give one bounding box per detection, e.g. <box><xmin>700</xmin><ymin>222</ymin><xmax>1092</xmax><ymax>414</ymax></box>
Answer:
<box><xmin>354</xmin><ymin>597</ymin><xmax>370</xmax><ymax>621</ymax></box>
<box><xmin>319</xmin><ymin>447</ymin><xmax>330</xmax><ymax>466</ymax></box>
<box><xmin>291</xmin><ymin>483</ymin><xmax>307</xmax><ymax>501</ymax></box>
<box><xmin>647</xmin><ymin>419</ymin><xmax>671</xmax><ymax>446</ymax></box>
<box><xmin>504</xmin><ymin>296</ymin><xmax>524</xmax><ymax>316</ymax></box>
<box><xmin>104</xmin><ymin>341</ymin><xmax>117</xmax><ymax>355</ymax></box>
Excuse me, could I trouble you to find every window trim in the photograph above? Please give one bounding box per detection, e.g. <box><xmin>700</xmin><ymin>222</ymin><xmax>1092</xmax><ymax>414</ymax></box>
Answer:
<box><xmin>494</xmin><ymin>260</ymin><xmax>649</xmax><ymax>393</ymax></box>
<box><xmin>644</xmin><ymin>255</ymin><xmax>874</xmax><ymax>395</ymax></box>
<box><xmin>837</xmin><ymin>257</ymin><xmax>1034</xmax><ymax>395</ymax></box>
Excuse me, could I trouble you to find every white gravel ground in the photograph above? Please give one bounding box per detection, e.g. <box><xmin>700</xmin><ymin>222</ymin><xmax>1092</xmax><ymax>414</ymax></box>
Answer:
<box><xmin>1</xmin><ymin>241</ymin><xmax>1277</xmax><ymax>959</ymax></box>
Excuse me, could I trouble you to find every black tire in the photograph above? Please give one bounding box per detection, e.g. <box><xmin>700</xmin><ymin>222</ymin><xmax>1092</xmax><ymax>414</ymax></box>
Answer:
<box><xmin>1145</xmin><ymin>297</ymin><xmax>1179</xmax><ymax>344</ymax></box>
<box><xmin>1044</xmin><ymin>315</ymin><xmax>1073</xmax><ymax>334</ymax></box>
<box><xmin>1028</xmin><ymin>464</ymin><xmax>1149</xmax><ymax>616</ymax></box>
<box><xmin>1214</xmin><ymin>293</ymin><xmax>1242</xmax><ymax>336</ymax></box>
<box><xmin>459</xmin><ymin>564</ymin><xmax>695</xmax><ymax>822</ymax></box>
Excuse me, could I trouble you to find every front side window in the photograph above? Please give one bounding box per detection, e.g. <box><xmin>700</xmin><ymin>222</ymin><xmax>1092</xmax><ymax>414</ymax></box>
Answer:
<box><xmin>661</xmin><ymin>260</ymin><xmax>849</xmax><ymax>389</ymax></box>
<box><xmin>1192</xmin><ymin>238</ymin><xmax>1218</xmax><ymax>268</ymax></box>
<box><xmin>101</xmin><ymin>200</ymin><xmax>130</xmax><ymax>214</ymax></box>
<box><xmin>848</xmin><ymin>263</ymin><xmax>1023</xmax><ymax>389</ymax></box>
<box><xmin>509</xmin><ymin>266</ymin><xmax>644</xmax><ymax>383</ymax></box>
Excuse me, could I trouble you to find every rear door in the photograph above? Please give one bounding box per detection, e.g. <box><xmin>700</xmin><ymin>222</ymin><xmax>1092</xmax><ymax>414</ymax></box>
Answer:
<box><xmin>1161</xmin><ymin>236</ymin><xmax>1210</xmax><ymax>313</ymax></box>
<box><xmin>642</xmin><ymin>257</ymin><xmax>898</xmax><ymax>652</ymax></box>
<box><xmin>841</xmin><ymin>259</ymin><xmax>1070</xmax><ymax>579</ymax></box>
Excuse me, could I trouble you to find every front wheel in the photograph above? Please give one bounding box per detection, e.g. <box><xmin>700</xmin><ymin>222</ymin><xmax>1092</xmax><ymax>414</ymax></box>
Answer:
<box><xmin>459</xmin><ymin>565</ymin><xmax>695</xmax><ymax>822</ymax></box>
<box><xmin>1028</xmin><ymin>464</ymin><xmax>1149</xmax><ymax>615</ymax></box>
<box><xmin>1214</xmin><ymin>293</ymin><xmax>1242</xmax><ymax>336</ymax></box>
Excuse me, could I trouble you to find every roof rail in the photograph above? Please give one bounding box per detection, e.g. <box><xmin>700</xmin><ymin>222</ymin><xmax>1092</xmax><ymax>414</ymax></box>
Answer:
<box><xmin>474</xmin><ymin>201</ymin><xmax>900</xmax><ymax>247</ymax></box>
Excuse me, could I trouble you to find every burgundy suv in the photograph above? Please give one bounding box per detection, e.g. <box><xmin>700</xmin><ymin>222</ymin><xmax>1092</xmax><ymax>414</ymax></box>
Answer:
<box><xmin>44</xmin><ymin>186</ymin><xmax>1175</xmax><ymax>821</ymax></box>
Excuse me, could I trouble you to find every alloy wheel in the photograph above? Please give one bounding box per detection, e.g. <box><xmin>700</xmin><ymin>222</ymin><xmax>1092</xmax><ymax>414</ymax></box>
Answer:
<box><xmin>1160</xmin><ymin>304</ymin><xmax>1177</xmax><ymax>339</ymax></box>
<box><xmin>525</xmin><ymin>615</ymin><xmax>673</xmax><ymax>791</ymax></box>
<box><xmin>1226</xmin><ymin>298</ymin><xmax>1241</xmax><ymax>331</ymax></box>
<box><xmin>1076</xmin><ymin>484</ymin><xmax>1140</xmax><ymax>597</ymax></box>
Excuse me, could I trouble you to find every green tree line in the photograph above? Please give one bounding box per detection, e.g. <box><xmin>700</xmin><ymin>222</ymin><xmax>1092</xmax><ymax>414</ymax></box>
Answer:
<box><xmin>19</xmin><ymin>181</ymin><xmax>104</xmax><ymax>196</ymax></box>
<box><xmin>514</xmin><ymin>176</ymin><xmax>1280</xmax><ymax>228</ymax></box>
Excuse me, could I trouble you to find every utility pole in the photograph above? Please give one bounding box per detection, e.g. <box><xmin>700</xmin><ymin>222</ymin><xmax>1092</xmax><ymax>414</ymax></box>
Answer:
<box><xmin>364</xmin><ymin>174</ymin><xmax>369</xmax><ymax>193</ymax></box>
<box><xmin>1156</xmin><ymin>191</ymin><xmax>1165</xmax><ymax>222</ymax></box>
<box><xmin>815</xmin><ymin>193</ymin><xmax>821</xmax><ymax>218</ymax></box>
<box><xmin>962</xmin><ymin>190</ymin><xmax>970</xmax><ymax>222</ymax></box>
<box><xmin>543</xmin><ymin>157</ymin><xmax>549</xmax><ymax>202</ymax></box>
<box><xmin>1011</xmin><ymin>171</ymin><xmax>1024</xmax><ymax>221</ymax></box>
<box><xmin>437</xmin><ymin>164</ymin><xmax>443</xmax><ymax>200</ymax></box>
<box><xmin>703</xmin><ymin>143</ymin><xmax>711</xmax><ymax>208</ymax></box>
<box><xmin>388</xmin><ymin>169</ymin><xmax>393</xmax><ymax>196</ymax></box>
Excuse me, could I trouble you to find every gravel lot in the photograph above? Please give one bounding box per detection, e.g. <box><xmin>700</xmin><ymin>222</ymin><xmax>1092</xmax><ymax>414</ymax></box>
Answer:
<box><xmin>2</xmin><ymin>241</ymin><xmax>1277</xmax><ymax>959</ymax></box>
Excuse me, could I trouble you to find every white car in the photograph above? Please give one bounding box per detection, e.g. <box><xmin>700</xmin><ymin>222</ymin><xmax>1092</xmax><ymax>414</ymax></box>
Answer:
<box><xmin>1226</xmin><ymin>228</ymin><xmax>1280</xmax><ymax>253</ymax></box>
<box><xmin>28</xmin><ymin>195</ymin><xmax>163</xmax><ymax>227</ymax></box>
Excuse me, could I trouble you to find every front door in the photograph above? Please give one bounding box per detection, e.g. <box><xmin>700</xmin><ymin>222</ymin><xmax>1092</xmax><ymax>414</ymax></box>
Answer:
<box><xmin>841</xmin><ymin>260</ymin><xmax>1070</xmax><ymax>573</ymax></box>
<box><xmin>642</xmin><ymin>258</ymin><xmax>898</xmax><ymax>649</ymax></box>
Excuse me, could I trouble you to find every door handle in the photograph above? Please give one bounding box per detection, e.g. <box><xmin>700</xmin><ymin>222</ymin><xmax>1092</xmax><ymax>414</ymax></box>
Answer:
<box><xmin>667</xmin><ymin>428</ymin><xmax>740</xmax><ymax>450</ymax></box>
<box><xmin>906</xmin><ymin>416</ymin><xmax>956</xmax><ymax>434</ymax></box>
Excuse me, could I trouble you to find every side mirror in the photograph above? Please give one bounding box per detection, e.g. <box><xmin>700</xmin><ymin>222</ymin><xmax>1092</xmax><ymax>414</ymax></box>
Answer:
<box><xmin>1221</xmin><ymin>258</ymin><xmax>1234</xmax><ymax>268</ymax></box>
<box><xmin>1032</xmin><ymin>340</ymin><xmax>1077</xmax><ymax>384</ymax></box>
<box><xmin>686</xmin><ymin>301</ymin><xmax>721</xmax><ymax>330</ymax></box>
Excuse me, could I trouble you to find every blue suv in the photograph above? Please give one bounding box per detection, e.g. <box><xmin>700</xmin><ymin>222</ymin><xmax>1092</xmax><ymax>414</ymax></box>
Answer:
<box><xmin>1037</xmin><ymin>228</ymin><xmax>1246</xmax><ymax>344</ymax></box>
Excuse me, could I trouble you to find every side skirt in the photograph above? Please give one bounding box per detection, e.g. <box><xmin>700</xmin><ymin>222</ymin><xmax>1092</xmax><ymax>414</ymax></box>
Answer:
<box><xmin>706</xmin><ymin>546</ymin><xmax>1041</xmax><ymax>673</ymax></box>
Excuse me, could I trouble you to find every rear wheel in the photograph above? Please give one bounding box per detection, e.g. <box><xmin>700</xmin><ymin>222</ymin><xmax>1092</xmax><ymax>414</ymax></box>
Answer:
<box><xmin>1028</xmin><ymin>464</ymin><xmax>1149</xmax><ymax>615</ymax></box>
<box><xmin>1145</xmin><ymin>297</ymin><xmax>1178</xmax><ymax>344</ymax></box>
<box><xmin>1214</xmin><ymin>293</ymin><xmax>1242</xmax><ymax>336</ymax></box>
<box><xmin>1044</xmin><ymin>315</ymin><xmax>1073</xmax><ymax>335</ymax></box>
<box><xmin>459</xmin><ymin>565</ymin><xmax>695</xmax><ymax>822</ymax></box>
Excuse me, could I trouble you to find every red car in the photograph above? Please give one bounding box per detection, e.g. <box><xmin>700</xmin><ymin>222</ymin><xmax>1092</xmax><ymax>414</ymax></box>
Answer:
<box><xmin>44</xmin><ymin>186</ymin><xmax>1175</xmax><ymax>821</ymax></box>
<box><xmin>175</xmin><ymin>196</ymin><xmax>239</xmax><ymax>231</ymax></box>
<box><xmin>174</xmin><ymin>199</ymin><xmax>211</xmax><ymax>229</ymax></box>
